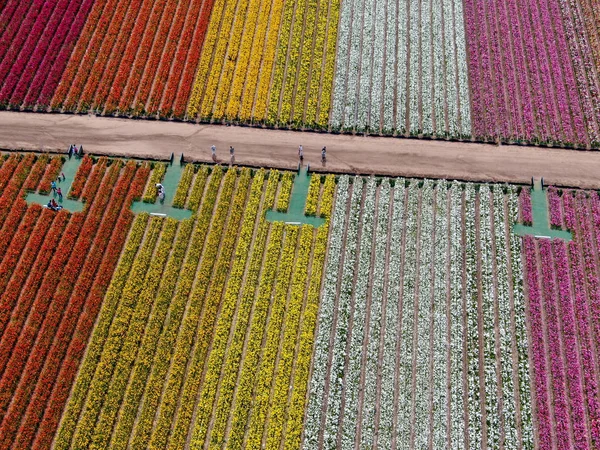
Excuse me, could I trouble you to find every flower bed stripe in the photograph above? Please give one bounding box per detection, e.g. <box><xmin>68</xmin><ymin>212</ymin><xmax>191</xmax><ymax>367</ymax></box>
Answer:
<box><xmin>162</xmin><ymin>169</ymin><xmax>252</xmax><ymax>450</ymax></box>
<box><xmin>107</xmin><ymin>218</ymin><xmax>194</xmax><ymax>450</ymax></box>
<box><xmin>187</xmin><ymin>169</ymin><xmax>267</xmax><ymax>447</ymax></box>
<box><xmin>17</xmin><ymin>163</ymin><xmax>148</xmax><ymax>450</ymax></box>
<box><xmin>22</xmin><ymin>155</ymin><xmax>48</xmax><ymax>192</ymax></box>
<box><xmin>89</xmin><ymin>219</ymin><xmax>178</xmax><ymax>450</ymax></box>
<box><xmin>68</xmin><ymin>155</ymin><xmax>94</xmax><ymax>199</ymax></box>
<box><xmin>187</xmin><ymin>165</ymin><xmax>209</xmax><ymax>212</ymax></box>
<box><xmin>226</xmin><ymin>221</ymin><xmax>285</xmax><ymax>448</ymax></box>
<box><xmin>37</xmin><ymin>155</ymin><xmax>63</xmax><ymax>195</ymax></box>
<box><xmin>128</xmin><ymin>167</ymin><xmax>227</xmax><ymax>449</ymax></box>
<box><xmin>67</xmin><ymin>217</ymin><xmax>163</xmax><ymax>450</ymax></box>
<box><xmin>28</xmin><ymin>0</ymin><xmax>94</xmax><ymax>109</ymax></box>
<box><xmin>172</xmin><ymin>164</ymin><xmax>195</xmax><ymax>209</ymax></box>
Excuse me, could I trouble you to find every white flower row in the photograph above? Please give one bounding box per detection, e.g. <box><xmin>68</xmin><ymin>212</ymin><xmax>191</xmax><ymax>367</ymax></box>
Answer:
<box><xmin>465</xmin><ymin>184</ymin><xmax>482</xmax><ymax>448</ymax></box>
<box><xmin>303</xmin><ymin>175</ymin><xmax>350</xmax><ymax>449</ymax></box>
<box><xmin>431</xmin><ymin>181</ymin><xmax>449</xmax><ymax>448</ymax></box>
<box><xmin>412</xmin><ymin>181</ymin><xmax>434</xmax><ymax>449</ymax></box>
<box><xmin>480</xmin><ymin>185</ymin><xmax>501</xmax><ymax>448</ymax></box>
<box><xmin>322</xmin><ymin>177</ymin><xmax>363</xmax><ymax>449</ymax></box>
<box><xmin>449</xmin><ymin>183</ymin><xmax>465</xmax><ymax>448</ymax></box>
<box><xmin>330</xmin><ymin>0</ymin><xmax>471</xmax><ymax>136</ymax></box>
<box><xmin>395</xmin><ymin>181</ymin><xmax>419</xmax><ymax>449</ymax></box>
<box><xmin>378</xmin><ymin>180</ymin><xmax>405</xmax><ymax>448</ymax></box>
<box><xmin>359</xmin><ymin>179</ymin><xmax>390</xmax><ymax>448</ymax></box>
<box><xmin>493</xmin><ymin>185</ymin><xmax>518</xmax><ymax>449</ymax></box>
<box><xmin>340</xmin><ymin>178</ymin><xmax>376</xmax><ymax>449</ymax></box>
<box><xmin>508</xmin><ymin>187</ymin><xmax>534</xmax><ymax>448</ymax></box>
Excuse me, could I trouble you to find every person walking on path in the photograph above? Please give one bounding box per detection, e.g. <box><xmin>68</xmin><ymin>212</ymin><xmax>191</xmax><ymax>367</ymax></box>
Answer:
<box><xmin>61</xmin><ymin>172</ymin><xmax>66</xmax><ymax>182</ymax></box>
<box><xmin>57</xmin><ymin>187</ymin><xmax>63</xmax><ymax>201</ymax></box>
<box><xmin>298</xmin><ymin>145</ymin><xmax>304</xmax><ymax>164</ymax></box>
<box><xmin>229</xmin><ymin>146</ymin><xmax>235</xmax><ymax>164</ymax></box>
<box><xmin>321</xmin><ymin>146</ymin><xmax>326</xmax><ymax>164</ymax></box>
<box><xmin>51</xmin><ymin>180</ymin><xmax>57</xmax><ymax>194</ymax></box>
<box><xmin>211</xmin><ymin>145</ymin><xmax>217</xmax><ymax>162</ymax></box>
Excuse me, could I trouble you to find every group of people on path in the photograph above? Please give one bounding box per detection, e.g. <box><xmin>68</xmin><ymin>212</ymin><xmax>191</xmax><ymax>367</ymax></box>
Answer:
<box><xmin>209</xmin><ymin>144</ymin><xmax>326</xmax><ymax>165</ymax></box>
<box><xmin>48</xmin><ymin>171</ymin><xmax>67</xmax><ymax>210</ymax></box>
<box><xmin>68</xmin><ymin>144</ymin><xmax>83</xmax><ymax>158</ymax></box>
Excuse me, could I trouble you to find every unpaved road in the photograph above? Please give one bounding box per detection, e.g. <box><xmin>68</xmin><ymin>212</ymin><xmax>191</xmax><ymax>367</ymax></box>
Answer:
<box><xmin>1</xmin><ymin>111</ymin><xmax>599</xmax><ymax>188</ymax></box>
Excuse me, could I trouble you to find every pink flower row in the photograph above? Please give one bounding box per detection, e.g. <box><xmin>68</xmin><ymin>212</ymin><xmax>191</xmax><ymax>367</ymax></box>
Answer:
<box><xmin>464</xmin><ymin>0</ymin><xmax>593</xmax><ymax>146</ymax></box>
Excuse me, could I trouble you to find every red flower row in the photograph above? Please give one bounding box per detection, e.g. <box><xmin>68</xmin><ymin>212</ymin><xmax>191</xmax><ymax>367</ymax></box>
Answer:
<box><xmin>0</xmin><ymin>0</ymin><xmax>38</xmax><ymax>67</ymax></box>
<box><xmin>30</xmin><ymin>0</ymin><xmax>93</xmax><ymax>109</ymax></box>
<box><xmin>0</xmin><ymin>205</ymin><xmax>42</xmax><ymax>296</ymax></box>
<box><xmin>172</xmin><ymin>2</ymin><xmax>213</xmax><ymax>118</ymax></box>
<box><xmin>50</xmin><ymin>0</ymin><xmax>108</xmax><ymax>110</ymax></box>
<box><xmin>0</xmin><ymin>155</ymin><xmax>21</xmax><ymax>192</ymax></box>
<box><xmin>75</xmin><ymin>0</ymin><xmax>136</xmax><ymax>111</ymax></box>
<box><xmin>62</xmin><ymin>0</ymin><xmax>123</xmax><ymax>112</ymax></box>
<box><xmin>91</xmin><ymin>0</ymin><xmax>145</xmax><ymax>110</ymax></box>
<box><xmin>37</xmin><ymin>156</ymin><xmax>64</xmax><ymax>195</ymax></box>
<box><xmin>145</xmin><ymin>0</ymin><xmax>193</xmax><ymax>115</ymax></box>
<box><xmin>0</xmin><ymin>162</ymin><xmax>135</xmax><ymax>447</ymax></box>
<box><xmin>22</xmin><ymin>155</ymin><xmax>49</xmax><ymax>192</ymax></box>
<box><xmin>104</xmin><ymin>0</ymin><xmax>156</xmax><ymax>115</ymax></box>
<box><xmin>0</xmin><ymin>154</ymin><xmax>35</xmax><ymax>235</ymax></box>
<box><xmin>29</xmin><ymin>163</ymin><xmax>150</xmax><ymax>450</ymax></box>
<box><xmin>118</xmin><ymin>0</ymin><xmax>169</xmax><ymax>114</ymax></box>
<box><xmin>0</xmin><ymin>208</ymin><xmax>54</xmax><ymax>319</ymax></box>
<box><xmin>81</xmin><ymin>157</ymin><xmax>108</xmax><ymax>204</ymax></box>
<box><xmin>67</xmin><ymin>155</ymin><xmax>93</xmax><ymax>199</ymax></box>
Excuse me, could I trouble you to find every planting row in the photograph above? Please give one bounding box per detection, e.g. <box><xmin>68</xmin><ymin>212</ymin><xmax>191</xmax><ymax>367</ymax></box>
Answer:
<box><xmin>524</xmin><ymin>188</ymin><xmax>600</xmax><ymax>449</ymax></box>
<box><xmin>330</xmin><ymin>0</ymin><xmax>471</xmax><ymax>136</ymax></box>
<box><xmin>464</xmin><ymin>0</ymin><xmax>600</xmax><ymax>147</ymax></box>
<box><xmin>304</xmin><ymin>177</ymin><xmax>533</xmax><ymax>448</ymax></box>
<box><xmin>55</xmin><ymin>166</ymin><xmax>334</xmax><ymax>449</ymax></box>
<box><xmin>186</xmin><ymin>0</ymin><xmax>340</xmax><ymax>128</ymax></box>
<box><xmin>0</xmin><ymin>154</ymin><xmax>149</xmax><ymax>450</ymax></box>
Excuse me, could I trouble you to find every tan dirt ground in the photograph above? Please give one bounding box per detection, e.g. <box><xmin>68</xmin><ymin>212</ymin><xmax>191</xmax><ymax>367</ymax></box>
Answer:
<box><xmin>1</xmin><ymin>112</ymin><xmax>600</xmax><ymax>188</ymax></box>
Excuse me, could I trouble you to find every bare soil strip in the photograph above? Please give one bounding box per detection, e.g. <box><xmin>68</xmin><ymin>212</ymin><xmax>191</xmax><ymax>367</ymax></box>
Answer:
<box><xmin>4</xmin><ymin>112</ymin><xmax>600</xmax><ymax>188</ymax></box>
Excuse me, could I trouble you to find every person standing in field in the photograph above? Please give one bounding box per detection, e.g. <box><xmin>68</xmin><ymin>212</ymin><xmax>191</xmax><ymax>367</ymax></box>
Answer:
<box><xmin>229</xmin><ymin>146</ymin><xmax>235</xmax><ymax>164</ymax></box>
<box><xmin>57</xmin><ymin>187</ymin><xmax>63</xmax><ymax>201</ymax></box>
<box><xmin>211</xmin><ymin>145</ymin><xmax>216</xmax><ymax>162</ymax></box>
<box><xmin>298</xmin><ymin>145</ymin><xmax>304</xmax><ymax>163</ymax></box>
<box><xmin>51</xmin><ymin>180</ymin><xmax>57</xmax><ymax>194</ymax></box>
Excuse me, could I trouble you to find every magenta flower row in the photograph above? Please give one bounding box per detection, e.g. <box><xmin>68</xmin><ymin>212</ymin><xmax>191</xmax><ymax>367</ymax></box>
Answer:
<box><xmin>464</xmin><ymin>0</ymin><xmax>596</xmax><ymax>146</ymax></box>
<box><xmin>520</xmin><ymin>188</ymin><xmax>533</xmax><ymax>225</ymax></box>
<box><xmin>523</xmin><ymin>236</ymin><xmax>553</xmax><ymax>449</ymax></box>
<box><xmin>547</xmin><ymin>187</ymin><xmax>563</xmax><ymax>228</ymax></box>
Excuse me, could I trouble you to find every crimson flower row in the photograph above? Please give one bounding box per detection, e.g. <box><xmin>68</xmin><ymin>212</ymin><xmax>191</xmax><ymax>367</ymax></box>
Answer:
<box><xmin>30</xmin><ymin>0</ymin><xmax>93</xmax><ymax>109</ymax></box>
<box><xmin>0</xmin><ymin>0</ymin><xmax>64</xmax><ymax>106</ymax></box>
<box><xmin>68</xmin><ymin>155</ymin><xmax>93</xmax><ymax>199</ymax></box>
<box><xmin>38</xmin><ymin>156</ymin><xmax>64</xmax><ymax>194</ymax></box>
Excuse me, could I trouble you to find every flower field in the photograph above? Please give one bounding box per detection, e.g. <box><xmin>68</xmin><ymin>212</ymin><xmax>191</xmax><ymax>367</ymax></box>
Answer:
<box><xmin>1</xmin><ymin>0</ymin><xmax>600</xmax><ymax>145</ymax></box>
<box><xmin>3</xmin><ymin>151</ymin><xmax>600</xmax><ymax>448</ymax></box>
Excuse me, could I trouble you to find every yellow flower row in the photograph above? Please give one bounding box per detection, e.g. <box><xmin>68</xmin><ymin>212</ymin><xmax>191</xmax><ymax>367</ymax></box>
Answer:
<box><xmin>187</xmin><ymin>165</ymin><xmax>209</xmax><ymax>212</ymax></box>
<box><xmin>267</xmin><ymin>0</ymin><xmax>295</xmax><ymax>123</ymax></box>
<box><xmin>165</xmin><ymin>169</ymin><xmax>253</xmax><ymax>450</ymax></box>
<box><xmin>284</xmin><ymin>223</ymin><xmax>329</xmax><ymax>449</ymax></box>
<box><xmin>172</xmin><ymin>164</ymin><xmax>195</xmax><ymax>208</ymax></box>
<box><xmin>252</xmin><ymin>0</ymin><xmax>286</xmax><ymax>121</ymax></box>
<box><xmin>245</xmin><ymin>225</ymin><xmax>299</xmax><ymax>448</ymax></box>
<box><xmin>292</xmin><ymin>0</ymin><xmax>319</xmax><ymax>124</ymax></box>
<box><xmin>318</xmin><ymin>0</ymin><xmax>340</xmax><ymax>127</ymax></box>
<box><xmin>319</xmin><ymin>174</ymin><xmax>336</xmax><ymax>217</ymax></box>
<box><xmin>211</xmin><ymin>0</ymin><xmax>255</xmax><ymax>120</ymax></box>
<box><xmin>146</xmin><ymin>168</ymin><xmax>242</xmax><ymax>450</ymax></box>
<box><xmin>186</xmin><ymin>0</ymin><xmax>230</xmax><ymax>118</ymax></box>
<box><xmin>188</xmin><ymin>169</ymin><xmax>265</xmax><ymax>446</ymax></box>
<box><xmin>201</xmin><ymin>172</ymin><xmax>279</xmax><ymax>448</ymax></box>
<box><xmin>69</xmin><ymin>217</ymin><xmax>164</xmax><ymax>450</ymax></box>
<box><xmin>304</xmin><ymin>174</ymin><xmax>321</xmax><ymax>216</ymax></box>
<box><xmin>89</xmin><ymin>219</ymin><xmax>178</xmax><ymax>450</ymax></box>
<box><xmin>54</xmin><ymin>214</ymin><xmax>149</xmax><ymax>450</ymax></box>
<box><xmin>226</xmin><ymin>0</ymin><xmax>271</xmax><ymax>120</ymax></box>
<box><xmin>305</xmin><ymin>0</ymin><xmax>329</xmax><ymax>124</ymax></box>
<box><xmin>276</xmin><ymin>171</ymin><xmax>294</xmax><ymax>212</ymax></box>
<box><xmin>199</xmin><ymin>0</ymin><xmax>245</xmax><ymax>119</ymax></box>
<box><xmin>129</xmin><ymin>168</ymin><xmax>226</xmax><ymax>448</ymax></box>
<box><xmin>142</xmin><ymin>163</ymin><xmax>166</xmax><ymax>203</ymax></box>
<box><xmin>265</xmin><ymin>225</ymin><xmax>313</xmax><ymax>449</ymax></box>
<box><xmin>226</xmin><ymin>221</ymin><xmax>285</xmax><ymax>448</ymax></box>
<box><xmin>110</xmin><ymin>218</ymin><xmax>195</xmax><ymax>450</ymax></box>
<box><xmin>280</xmin><ymin>0</ymin><xmax>314</xmax><ymax>123</ymax></box>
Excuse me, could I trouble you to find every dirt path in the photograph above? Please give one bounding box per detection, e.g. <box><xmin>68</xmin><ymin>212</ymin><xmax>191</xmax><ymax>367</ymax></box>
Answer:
<box><xmin>3</xmin><ymin>112</ymin><xmax>600</xmax><ymax>188</ymax></box>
